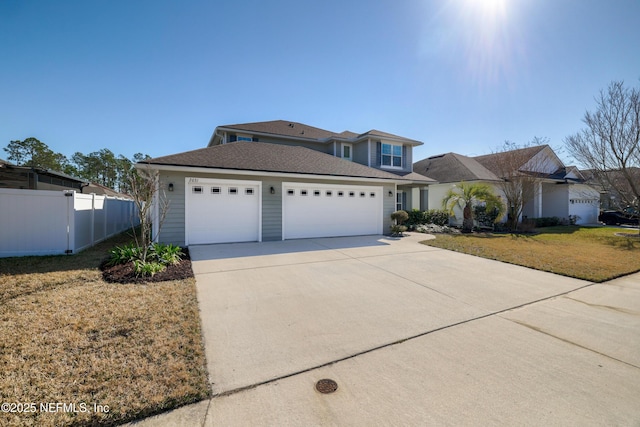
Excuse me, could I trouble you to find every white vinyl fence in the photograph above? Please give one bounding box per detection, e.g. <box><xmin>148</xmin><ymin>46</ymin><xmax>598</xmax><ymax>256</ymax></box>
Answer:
<box><xmin>0</xmin><ymin>188</ymin><xmax>139</xmax><ymax>258</ymax></box>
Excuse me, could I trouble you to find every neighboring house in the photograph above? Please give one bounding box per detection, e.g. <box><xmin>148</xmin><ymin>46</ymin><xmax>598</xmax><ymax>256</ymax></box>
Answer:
<box><xmin>0</xmin><ymin>159</ymin><xmax>87</xmax><ymax>191</ymax></box>
<box><xmin>83</xmin><ymin>182</ymin><xmax>132</xmax><ymax>198</ymax></box>
<box><xmin>138</xmin><ymin>120</ymin><xmax>433</xmax><ymax>246</ymax></box>
<box><xmin>413</xmin><ymin>145</ymin><xmax>600</xmax><ymax>225</ymax></box>
<box><xmin>412</xmin><ymin>152</ymin><xmax>503</xmax><ymax>218</ymax></box>
<box><xmin>582</xmin><ymin>168</ymin><xmax>640</xmax><ymax>210</ymax></box>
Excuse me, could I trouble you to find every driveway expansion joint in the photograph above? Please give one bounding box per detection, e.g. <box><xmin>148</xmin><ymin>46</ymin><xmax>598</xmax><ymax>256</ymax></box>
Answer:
<box><xmin>504</xmin><ymin>318</ymin><xmax>640</xmax><ymax>370</ymax></box>
<box><xmin>209</xmin><ymin>279</ymin><xmax>600</xmax><ymax>400</ymax></box>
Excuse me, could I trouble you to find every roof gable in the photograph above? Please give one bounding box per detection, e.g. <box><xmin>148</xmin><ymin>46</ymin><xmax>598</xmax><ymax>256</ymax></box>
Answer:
<box><xmin>413</xmin><ymin>153</ymin><xmax>499</xmax><ymax>183</ymax></box>
<box><xmin>141</xmin><ymin>142</ymin><xmax>406</xmax><ymax>181</ymax></box>
<box><xmin>474</xmin><ymin>145</ymin><xmax>572</xmax><ymax>180</ymax></box>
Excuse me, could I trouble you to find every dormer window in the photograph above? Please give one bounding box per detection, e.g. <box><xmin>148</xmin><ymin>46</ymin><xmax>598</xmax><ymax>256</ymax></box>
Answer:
<box><xmin>228</xmin><ymin>134</ymin><xmax>258</xmax><ymax>142</ymax></box>
<box><xmin>342</xmin><ymin>143</ymin><xmax>352</xmax><ymax>161</ymax></box>
<box><xmin>381</xmin><ymin>143</ymin><xmax>402</xmax><ymax>168</ymax></box>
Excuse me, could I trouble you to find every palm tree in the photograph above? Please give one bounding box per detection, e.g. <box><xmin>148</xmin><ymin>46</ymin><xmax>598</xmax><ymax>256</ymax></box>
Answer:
<box><xmin>442</xmin><ymin>182</ymin><xmax>505</xmax><ymax>233</ymax></box>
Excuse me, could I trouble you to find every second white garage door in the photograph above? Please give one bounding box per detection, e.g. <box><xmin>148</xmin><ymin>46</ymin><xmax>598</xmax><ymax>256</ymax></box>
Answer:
<box><xmin>282</xmin><ymin>182</ymin><xmax>383</xmax><ymax>239</ymax></box>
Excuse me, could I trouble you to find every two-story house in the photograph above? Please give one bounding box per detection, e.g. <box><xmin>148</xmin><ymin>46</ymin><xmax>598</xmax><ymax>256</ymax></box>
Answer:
<box><xmin>139</xmin><ymin>120</ymin><xmax>433</xmax><ymax>246</ymax></box>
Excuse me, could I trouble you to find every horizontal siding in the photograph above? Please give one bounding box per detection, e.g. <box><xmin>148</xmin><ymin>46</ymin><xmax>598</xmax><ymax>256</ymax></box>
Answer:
<box><xmin>353</xmin><ymin>141</ymin><xmax>368</xmax><ymax>165</ymax></box>
<box><xmin>262</xmin><ymin>179</ymin><xmax>282</xmax><ymax>241</ymax></box>
<box><xmin>157</xmin><ymin>171</ymin><xmax>398</xmax><ymax>245</ymax></box>
<box><xmin>158</xmin><ymin>172</ymin><xmax>186</xmax><ymax>246</ymax></box>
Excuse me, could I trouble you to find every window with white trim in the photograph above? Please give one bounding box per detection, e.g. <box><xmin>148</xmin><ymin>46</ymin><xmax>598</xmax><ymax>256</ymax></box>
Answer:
<box><xmin>382</xmin><ymin>143</ymin><xmax>402</xmax><ymax>168</ymax></box>
<box><xmin>396</xmin><ymin>191</ymin><xmax>404</xmax><ymax>211</ymax></box>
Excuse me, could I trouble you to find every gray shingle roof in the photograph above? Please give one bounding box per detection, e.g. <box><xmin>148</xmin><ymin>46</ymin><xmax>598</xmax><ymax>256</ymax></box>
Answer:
<box><xmin>215</xmin><ymin>120</ymin><xmax>423</xmax><ymax>145</ymax></box>
<box><xmin>473</xmin><ymin>145</ymin><xmax>548</xmax><ymax>174</ymax></box>
<box><xmin>413</xmin><ymin>153</ymin><xmax>500</xmax><ymax>183</ymax></box>
<box><xmin>221</xmin><ymin>120</ymin><xmax>338</xmax><ymax>141</ymax></box>
<box><xmin>141</xmin><ymin>142</ymin><xmax>407</xmax><ymax>181</ymax></box>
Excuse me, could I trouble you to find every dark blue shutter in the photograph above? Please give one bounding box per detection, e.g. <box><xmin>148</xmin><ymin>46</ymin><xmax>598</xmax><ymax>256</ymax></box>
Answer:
<box><xmin>402</xmin><ymin>146</ymin><xmax>407</xmax><ymax>170</ymax></box>
<box><xmin>376</xmin><ymin>142</ymin><xmax>381</xmax><ymax>166</ymax></box>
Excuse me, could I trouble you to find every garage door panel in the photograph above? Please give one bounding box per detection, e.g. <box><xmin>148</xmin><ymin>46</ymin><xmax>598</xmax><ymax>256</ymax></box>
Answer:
<box><xmin>186</xmin><ymin>179</ymin><xmax>260</xmax><ymax>245</ymax></box>
<box><xmin>283</xmin><ymin>183</ymin><xmax>382</xmax><ymax>239</ymax></box>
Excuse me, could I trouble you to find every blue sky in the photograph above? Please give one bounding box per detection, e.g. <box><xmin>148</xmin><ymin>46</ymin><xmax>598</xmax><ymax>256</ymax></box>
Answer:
<box><xmin>1</xmin><ymin>0</ymin><xmax>639</xmax><ymax>166</ymax></box>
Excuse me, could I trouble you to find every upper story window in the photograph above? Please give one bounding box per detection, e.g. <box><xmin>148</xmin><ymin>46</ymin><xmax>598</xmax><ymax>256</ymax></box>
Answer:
<box><xmin>382</xmin><ymin>143</ymin><xmax>402</xmax><ymax>168</ymax></box>
<box><xmin>342</xmin><ymin>143</ymin><xmax>352</xmax><ymax>161</ymax></box>
<box><xmin>228</xmin><ymin>134</ymin><xmax>258</xmax><ymax>143</ymax></box>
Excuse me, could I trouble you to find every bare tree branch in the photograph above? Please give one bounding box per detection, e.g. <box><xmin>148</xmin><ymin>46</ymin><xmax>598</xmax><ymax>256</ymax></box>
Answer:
<box><xmin>565</xmin><ymin>80</ymin><xmax>640</xmax><ymax>230</ymax></box>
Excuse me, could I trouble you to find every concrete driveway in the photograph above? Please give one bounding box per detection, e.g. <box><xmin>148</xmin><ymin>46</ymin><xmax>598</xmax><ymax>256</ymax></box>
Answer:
<box><xmin>132</xmin><ymin>233</ymin><xmax>640</xmax><ymax>426</ymax></box>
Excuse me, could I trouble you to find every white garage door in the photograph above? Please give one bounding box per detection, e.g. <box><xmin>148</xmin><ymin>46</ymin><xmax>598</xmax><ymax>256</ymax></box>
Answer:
<box><xmin>186</xmin><ymin>178</ymin><xmax>261</xmax><ymax>245</ymax></box>
<box><xmin>283</xmin><ymin>182</ymin><xmax>383</xmax><ymax>239</ymax></box>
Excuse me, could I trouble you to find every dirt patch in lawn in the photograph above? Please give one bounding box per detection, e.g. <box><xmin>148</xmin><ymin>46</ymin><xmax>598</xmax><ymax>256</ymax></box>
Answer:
<box><xmin>101</xmin><ymin>248</ymin><xmax>195</xmax><ymax>284</ymax></box>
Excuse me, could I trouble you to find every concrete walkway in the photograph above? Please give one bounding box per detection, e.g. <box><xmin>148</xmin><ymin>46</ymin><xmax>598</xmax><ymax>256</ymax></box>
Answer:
<box><xmin>127</xmin><ymin>234</ymin><xmax>640</xmax><ymax>426</ymax></box>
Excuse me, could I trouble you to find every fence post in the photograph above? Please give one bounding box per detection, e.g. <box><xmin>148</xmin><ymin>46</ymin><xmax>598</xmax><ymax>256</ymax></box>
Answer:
<box><xmin>90</xmin><ymin>193</ymin><xmax>96</xmax><ymax>247</ymax></box>
<box><xmin>65</xmin><ymin>191</ymin><xmax>75</xmax><ymax>254</ymax></box>
<box><xmin>104</xmin><ymin>197</ymin><xmax>108</xmax><ymax>239</ymax></box>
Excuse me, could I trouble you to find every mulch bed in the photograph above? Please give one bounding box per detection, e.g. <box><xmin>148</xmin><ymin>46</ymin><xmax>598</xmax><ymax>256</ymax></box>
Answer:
<box><xmin>101</xmin><ymin>248</ymin><xmax>195</xmax><ymax>284</ymax></box>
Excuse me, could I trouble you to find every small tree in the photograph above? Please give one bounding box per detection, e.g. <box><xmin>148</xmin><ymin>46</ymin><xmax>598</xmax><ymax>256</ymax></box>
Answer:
<box><xmin>565</xmin><ymin>80</ymin><xmax>640</xmax><ymax>232</ymax></box>
<box><xmin>479</xmin><ymin>139</ymin><xmax>551</xmax><ymax>231</ymax></box>
<box><xmin>442</xmin><ymin>182</ymin><xmax>505</xmax><ymax>233</ymax></box>
<box><xmin>390</xmin><ymin>210</ymin><xmax>409</xmax><ymax>236</ymax></box>
<box><xmin>128</xmin><ymin>167</ymin><xmax>169</xmax><ymax>262</ymax></box>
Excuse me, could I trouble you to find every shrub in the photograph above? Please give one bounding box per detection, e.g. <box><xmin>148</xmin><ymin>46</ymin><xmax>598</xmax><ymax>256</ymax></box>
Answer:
<box><xmin>533</xmin><ymin>217</ymin><xmax>562</xmax><ymax>227</ymax></box>
<box><xmin>424</xmin><ymin>209</ymin><xmax>449</xmax><ymax>226</ymax></box>
<box><xmin>133</xmin><ymin>260</ymin><xmax>166</xmax><ymax>277</ymax></box>
<box><xmin>390</xmin><ymin>224</ymin><xmax>408</xmax><ymax>236</ymax></box>
<box><xmin>108</xmin><ymin>243</ymin><xmax>142</xmax><ymax>267</ymax></box>
<box><xmin>405</xmin><ymin>209</ymin><xmax>426</xmax><ymax>228</ymax></box>
<box><xmin>108</xmin><ymin>242</ymin><xmax>184</xmax><ymax>277</ymax></box>
<box><xmin>391</xmin><ymin>210</ymin><xmax>409</xmax><ymax>225</ymax></box>
<box><xmin>149</xmin><ymin>243</ymin><xmax>184</xmax><ymax>266</ymax></box>
<box><xmin>474</xmin><ymin>205</ymin><xmax>502</xmax><ymax>228</ymax></box>
<box><xmin>518</xmin><ymin>219</ymin><xmax>537</xmax><ymax>233</ymax></box>
<box><xmin>390</xmin><ymin>210</ymin><xmax>409</xmax><ymax>236</ymax></box>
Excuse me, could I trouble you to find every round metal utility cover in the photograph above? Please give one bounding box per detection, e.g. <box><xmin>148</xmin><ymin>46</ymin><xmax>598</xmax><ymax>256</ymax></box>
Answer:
<box><xmin>315</xmin><ymin>379</ymin><xmax>338</xmax><ymax>394</ymax></box>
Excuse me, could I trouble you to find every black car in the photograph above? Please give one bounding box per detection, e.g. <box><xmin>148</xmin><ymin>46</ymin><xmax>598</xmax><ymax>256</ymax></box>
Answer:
<box><xmin>598</xmin><ymin>209</ymin><xmax>639</xmax><ymax>225</ymax></box>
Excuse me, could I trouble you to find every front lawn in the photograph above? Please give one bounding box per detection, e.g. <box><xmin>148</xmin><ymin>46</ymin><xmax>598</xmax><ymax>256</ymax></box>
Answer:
<box><xmin>421</xmin><ymin>226</ymin><xmax>640</xmax><ymax>282</ymax></box>
<box><xmin>0</xmin><ymin>232</ymin><xmax>210</xmax><ymax>427</ymax></box>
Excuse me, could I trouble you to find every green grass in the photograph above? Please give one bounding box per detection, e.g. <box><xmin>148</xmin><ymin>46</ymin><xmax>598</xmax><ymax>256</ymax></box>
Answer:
<box><xmin>421</xmin><ymin>226</ymin><xmax>640</xmax><ymax>282</ymax></box>
<box><xmin>0</xmin><ymin>232</ymin><xmax>210</xmax><ymax>427</ymax></box>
